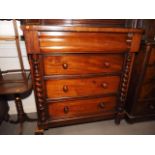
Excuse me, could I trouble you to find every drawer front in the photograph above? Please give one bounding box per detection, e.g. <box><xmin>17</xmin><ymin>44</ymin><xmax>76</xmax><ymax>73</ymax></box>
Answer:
<box><xmin>48</xmin><ymin>96</ymin><xmax>117</xmax><ymax>120</ymax></box>
<box><xmin>148</xmin><ymin>47</ymin><xmax>155</xmax><ymax>65</ymax></box>
<box><xmin>139</xmin><ymin>80</ymin><xmax>155</xmax><ymax>99</ymax></box>
<box><xmin>144</xmin><ymin>66</ymin><xmax>155</xmax><ymax>82</ymax></box>
<box><xmin>46</xmin><ymin>76</ymin><xmax>120</xmax><ymax>99</ymax></box>
<box><xmin>39</xmin><ymin>32</ymin><xmax>128</xmax><ymax>53</ymax></box>
<box><xmin>43</xmin><ymin>54</ymin><xmax>124</xmax><ymax>75</ymax></box>
<box><xmin>138</xmin><ymin>46</ymin><xmax>155</xmax><ymax>100</ymax></box>
<box><xmin>133</xmin><ymin>100</ymin><xmax>155</xmax><ymax>115</ymax></box>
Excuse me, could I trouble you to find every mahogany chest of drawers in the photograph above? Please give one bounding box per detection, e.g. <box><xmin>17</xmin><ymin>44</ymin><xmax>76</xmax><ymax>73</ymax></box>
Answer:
<box><xmin>125</xmin><ymin>20</ymin><xmax>155</xmax><ymax>122</ymax></box>
<box><xmin>22</xmin><ymin>22</ymin><xmax>143</xmax><ymax>133</ymax></box>
<box><xmin>126</xmin><ymin>42</ymin><xmax>155</xmax><ymax>121</ymax></box>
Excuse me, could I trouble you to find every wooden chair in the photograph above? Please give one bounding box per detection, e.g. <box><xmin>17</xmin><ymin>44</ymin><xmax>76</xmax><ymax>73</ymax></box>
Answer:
<box><xmin>0</xmin><ymin>20</ymin><xmax>36</xmax><ymax>134</ymax></box>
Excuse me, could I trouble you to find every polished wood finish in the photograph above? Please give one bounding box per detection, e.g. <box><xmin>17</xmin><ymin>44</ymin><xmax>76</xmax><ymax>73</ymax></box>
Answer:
<box><xmin>116</xmin><ymin>52</ymin><xmax>135</xmax><ymax>124</ymax></box>
<box><xmin>39</xmin><ymin>31</ymin><xmax>129</xmax><ymax>53</ymax></box>
<box><xmin>43</xmin><ymin>54</ymin><xmax>124</xmax><ymax>75</ymax></box>
<box><xmin>46</xmin><ymin>76</ymin><xmax>120</xmax><ymax>99</ymax></box>
<box><xmin>139</xmin><ymin>67</ymin><xmax>155</xmax><ymax>99</ymax></box>
<box><xmin>48</xmin><ymin>96</ymin><xmax>117</xmax><ymax>120</ymax></box>
<box><xmin>21</xmin><ymin>20</ymin><xmax>143</xmax><ymax>133</ymax></box>
<box><xmin>23</xmin><ymin>25</ymin><xmax>142</xmax><ymax>32</ymax></box>
<box><xmin>22</xmin><ymin>26</ymin><xmax>142</xmax><ymax>54</ymax></box>
<box><xmin>148</xmin><ymin>47</ymin><xmax>155</xmax><ymax>65</ymax></box>
<box><xmin>132</xmin><ymin>100</ymin><xmax>155</xmax><ymax>116</ymax></box>
<box><xmin>125</xmin><ymin>19</ymin><xmax>155</xmax><ymax>122</ymax></box>
<box><xmin>21</xmin><ymin>19</ymin><xmax>126</xmax><ymax>27</ymax></box>
<box><xmin>135</xmin><ymin>20</ymin><xmax>155</xmax><ymax>41</ymax></box>
<box><xmin>28</xmin><ymin>54</ymin><xmax>48</xmax><ymax>123</ymax></box>
<box><xmin>126</xmin><ymin>42</ymin><xmax>155</xmax><ymax>119</ymax></box>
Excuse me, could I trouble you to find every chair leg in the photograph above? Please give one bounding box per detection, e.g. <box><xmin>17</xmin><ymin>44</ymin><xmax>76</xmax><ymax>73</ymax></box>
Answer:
<box><xmin>0</xmin><ymin>95</ymin><xmax>10</xmax><ymax>123</ymax></box>
<box><xmin>15</xmin><ymin>95</ymin><xmax>25</xmax><ymax>122</ymax></box>
<box><xmin>9</xmin><ymin>94</ymin><xmax>37</xmax><ymax>134</ymax></box>
<box><xmin>16</xmin><ymin>94</ymin><xmax>25</xmax><ymax>134</ymax></box>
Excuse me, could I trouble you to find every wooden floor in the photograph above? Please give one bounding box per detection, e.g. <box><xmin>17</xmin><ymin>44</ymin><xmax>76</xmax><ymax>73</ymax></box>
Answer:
<box><xmin>0</xmin><ymin>113</ymin><xmax>155</xmax><ymax>135</ymax></box>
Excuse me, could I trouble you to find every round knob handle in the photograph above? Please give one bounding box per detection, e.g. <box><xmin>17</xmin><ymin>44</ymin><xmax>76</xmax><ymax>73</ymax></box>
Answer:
<box><xmin>26</xmin><ymin>25</ymin><xmax>30</xmax><ymax>30</ymax></box>
<box><xmin>63</xmin><ymin>85</ymin><xmax>68</xmax><ymax>92</ymax></box>
<box><xmin>149</xmin><ymin>104</ymin><xmax>155</xmax><ymax>110</ymax></box>
<box><xmin>62</xmin><ymin>63</ymin><xmax>68</xmax><ymax>69</ymax></box>
<box><xmin>99</xmin><ymin>102</ymin><xmax>105</xmax><ymax>109</ymax></box>
<box><xmin>104</xmin><ymin>62</ymin><xmax>110</xmax><ymax>68</ymax></box>
<box><xmin>101</xmin><ymin>83</ymin><xmax>108</xmax><ymax>88</ymax></box>
<box><xmin>64</xmin><ymin>106</ymin><xmax>69</xmax><ymax>113</ymax></box>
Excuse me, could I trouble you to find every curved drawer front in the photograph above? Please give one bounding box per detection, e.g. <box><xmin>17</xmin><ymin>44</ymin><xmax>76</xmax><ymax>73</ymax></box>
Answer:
<box><xmin>48</xmin><ymin>96</ymin><xmax>117</xmax><ymax>120</ymax></box>
<box><xmin>148</xmin><ymin>47</ymin><xmax>155</xmax><ymax>65</ymax></box>
<box><xmin>139</xmin><ymin>66</ymin><xmax>155</xmax><ymax>99</ymax></box>
<box><xmin>139</xmin><ymin>81</ymin><xmax>155</xmax><ymax>99</ymax></box>
<box><xmin>46</xmin><ymin>76</ymin><xmax>120</xmax><ymax>99</ymax></box>
<box><xmin>133</xmin><ymin>100</ymin><xmax>155</xmax><ymax>115</ymax></box>
<box><xmin>144</xmin><ymin>66</ymin><xmax>155</xmax><ymax>83</ymax></box>
<box><xmin>39</xmin><ymin>32</ymin><xmax>129</xmax><ymax>53</ymax></box>
<box><xmin>43</xmin><ymin>54</ymin><xmax>124</xmax><ymax>75</ymax></box>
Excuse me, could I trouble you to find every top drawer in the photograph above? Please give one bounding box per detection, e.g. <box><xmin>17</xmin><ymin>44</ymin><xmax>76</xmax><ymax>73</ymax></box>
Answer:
<box><xmin>22</xmin><ymin>26</ymin><xmax>143</xmax><ymax>54</ymax></box>
<box><xmin>39</xmin><ymin>32</ymin><xmax>129</xmax><ymax>53</ymax></box>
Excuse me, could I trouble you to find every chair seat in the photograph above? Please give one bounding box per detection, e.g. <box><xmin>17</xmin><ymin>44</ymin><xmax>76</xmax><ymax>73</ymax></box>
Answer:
<box><xmin>0</xmin><ymin>72</ymin><xmax>32</xmax><ymax>95</ymax></box>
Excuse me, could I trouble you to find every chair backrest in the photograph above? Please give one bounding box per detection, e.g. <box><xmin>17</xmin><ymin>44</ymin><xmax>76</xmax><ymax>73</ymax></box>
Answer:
<box><xmin>0</xmin><ymin>19</ymin><xmax>27</xmax><ymax>82</ymax></box>
<box><xmin>12</xmin><ymin>19</ymin><xmax>26</xmax><ymax>81</ymax></box>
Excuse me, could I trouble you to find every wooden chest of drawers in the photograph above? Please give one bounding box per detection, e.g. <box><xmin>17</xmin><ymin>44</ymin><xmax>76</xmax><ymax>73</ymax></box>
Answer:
<box><xmin>22</xmin><ymin>24</ymin><xmax>142</xmax><ymax>133</ymax></box>
<box><xmin>126</xmin><ymin>42</ymin><xmax>155</xmax><ymax>120</ymax></box>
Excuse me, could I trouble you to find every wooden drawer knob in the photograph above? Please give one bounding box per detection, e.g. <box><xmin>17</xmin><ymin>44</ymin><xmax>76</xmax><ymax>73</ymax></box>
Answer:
<box><xmin>104</xmin><ymin>62</ymin><xmax>110</xmax><ymax>68</ymax></box>
<box><xmin>99</xmin><ymin>102</ymin><xmax>105</xmax><ymax>109</ymax></box>
<box><xmin>62</xmin><ymin>63</ymin><xmax>68</xmax><ymax>69</ymax></box>
<box><xmin>63</xmin><ymin>85</ymin><xmax>68</xmax><ymax>92</ymax></box>
<box><xmin>101</xmin><ymin>83</ymin><xmax>108</xmax><ymax>88</ymax></box>
<box><xmin>149</xmin><ymin>104</ymin><xmax>155</xmax><ymax>110</ymax></box>
<box><xmin>64</xmin><ymin>106</ymin><xmax>69</xmax><ymax>113</ymax></box>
